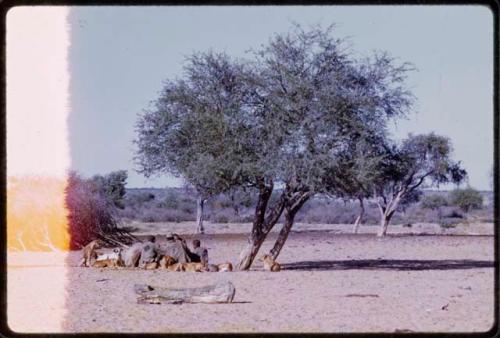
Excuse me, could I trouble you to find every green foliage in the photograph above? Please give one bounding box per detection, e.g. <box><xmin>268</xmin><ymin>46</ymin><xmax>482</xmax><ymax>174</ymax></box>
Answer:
<box><xmin>421</xmin><ymin>194</ymin><xmax>448</xmax><ymax>210</ymax></box>
<box><xmin>444</xmin><ymin>209</ymin><xmax>464</xmax><ymax>219</ymax></box>
<box><xmin>439</xmin><ymin>218</ymin><xmax>460</xmax><ymax>229</ymax></box>
<box><xmin>127</xmin><ymin>192</ymin><xmax>155</xmax><ymax>205</ymax></box>
<box><xmin>161</xmin><ymin>191</ymin><xmax>179</xmax><ymax>209</ymax></box>
<box><xmin>212</xmin><ymin>213</ymin><xmax>230</xmax><ymax>224</ymax></box>
<box><xmin>372</xmin><ymin>133</ymin><xmax>466</xmax><ymax>220</ymax></box>
<box><xmin>399</xmin><ymin>189</ymin><xmax>423</xmax><ymax>210</ymax></box>
<box><xmin>378</xmin><ymin>133</ymin><xmax>467</xmax><ymax>194</ymax></box>
<box><xmin>135</xmin><ymin>24</ymin><xmax>415</xmax><ymax>213</ymax></box>
<box><xmin>450</xmin><ymin>187</ymin><xmax>483</xmax><ymax>213</ymax></box>
<box><xmin>91</xmin><ymin>170</ymin><xmax>128</xmax><ymax>209</ymax></box>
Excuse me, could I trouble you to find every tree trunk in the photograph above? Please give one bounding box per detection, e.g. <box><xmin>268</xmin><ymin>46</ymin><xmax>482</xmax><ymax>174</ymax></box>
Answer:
<box><xmin>269</xmin><ymin>208</ymin><xmax>297</xmax><ymax>260</ymax></box>
<box><xmin>237</xmin><ymin>233</ymin><xmax>268</xmax><ymax>271</ymax></box>
<box><xmin>196</xmin><ymin>196</ymin><xmax>205</xmax><ymax>234</ymax></box>
<box><xmin>376</xmin><ymin>191</ymin><xmax>404</xmax><ymax>237</ymax></box>
<box><xmin>134</xmin><ymin>281</ymin><xmax>235</xmax><ymax>304</ymax></box>
<box><xmin>377</xmin><ymin>210</ymin><xmax>395</xmax><ymax>237</ymax></box>
<box><xmin>230</xmin><ymin>193</ymin><xmax>239</xmax><ymax>216</ymax></box>
<box><xmin>237</xmin><ymin>183</ymin><xmax>274</xmax><ymax>270</ymax></box>
<box><xmin>377</xmin><ymin>214</ymin><xmax>389</xmax><ymax>237</ymax></box>
<box><xmin>352</xmin><ymin>197</ymin><xmax>365</xmax><ymax>234</ymax></box>
<box><xmin>269</xmin><ymin>192</ymin><xmax>311</xmax><ymax>260</ymax></box>
<box><xmin>237</xmin><ymin>182</ymin><xmax>286</xmax><ymax>270</ymax></box>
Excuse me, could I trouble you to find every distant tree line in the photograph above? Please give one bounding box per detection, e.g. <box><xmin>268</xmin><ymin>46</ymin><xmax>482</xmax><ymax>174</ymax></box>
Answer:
<box><xmin>118</xmin><ymin>185</ymin><xmax>488</xmax><ymax>225</ymax></box>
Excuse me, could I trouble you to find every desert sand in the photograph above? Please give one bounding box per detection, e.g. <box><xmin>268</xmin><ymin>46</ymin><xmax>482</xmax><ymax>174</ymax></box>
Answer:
<box><xmin>7</xmin><ymin>222</ymin><xmax>495</xmax><ymax>333</ymax></box>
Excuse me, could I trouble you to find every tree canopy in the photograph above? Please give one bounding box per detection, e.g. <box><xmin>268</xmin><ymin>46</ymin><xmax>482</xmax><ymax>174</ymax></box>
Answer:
<box><xmin>91</xmin><ymin>170</ymin><xmax>128</xmax><ymax>209</ymax></box>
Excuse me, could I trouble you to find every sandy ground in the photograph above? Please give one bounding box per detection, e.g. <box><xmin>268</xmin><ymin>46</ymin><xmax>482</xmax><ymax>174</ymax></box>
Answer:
<box><xmin>7</xmin><ymin>222</ymin><xmax>495</xmax><ymax>333</ymax></box>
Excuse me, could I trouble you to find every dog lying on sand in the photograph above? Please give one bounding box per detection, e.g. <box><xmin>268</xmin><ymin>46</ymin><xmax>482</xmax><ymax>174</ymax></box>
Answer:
<box><xmin>259</xmin><ymin>254</ymin><xmax>281</xmax><ymax>272</ymax></box>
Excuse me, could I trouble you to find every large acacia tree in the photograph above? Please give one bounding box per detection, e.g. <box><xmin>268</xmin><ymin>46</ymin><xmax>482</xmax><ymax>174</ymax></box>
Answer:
<box><xmin>135</xmin><ymin>25</ymin><xmax>414</xmax><ymax>269</ymax></box>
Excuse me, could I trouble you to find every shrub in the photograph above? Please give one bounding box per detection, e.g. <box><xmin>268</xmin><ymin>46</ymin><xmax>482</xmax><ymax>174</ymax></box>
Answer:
<box><xmin>398</xmin><ymin>189</ymin><xmax>423</xmax><ymax>212</ymax></box>
<box><xmin>395</xmin><ymin>204</ymin><xmax>437</xmax><ymax>223</ymax></box>
<box><xmin>138</xmin><ymin>208</ymin><xmax>194</xmax><ymax>223</ymax></box>
<box><xmin>234</xmin><ymin>214</ymin><xmax>254</xmax><ymax>223</ymax></box>
<box><xmin>444</xmin><ymin>209</ymin><xmax>464</xmax><ymax>219</ymax></box>
<box><xmin>180</xmin><ymin>203</ymin><xmax>195</xmax><ymax>214</ymax></box>
<box><xmin>125</xmin><ymin>192</ymin><xmax>155</xmax><ymax>206</ymax></box>
<box><xmin>66</xmin><ymin>172</ymin><xmax>119</xmax><ymax>249</ymax></box>
<box><xmin>159</xmin><ymin>195</ymin><xmax>179</xmax><ymax>209</ymax></box>
<box><xmin>449</xmin><ymin>187</ymin><xmax>483</xmax><ymax>213</ymax></box>
<box><xmin>117</xmin><ymin>206</ymin><xmax>138</xmax><ymax>220</ymax></box>
<box><xmin>211</xmin><ymin>213</ymin><xmax>230</xmax><ymax>223</ymax></box>
<box><xmin>439</xmin><ymin>218</ymin><xmax>460</xmax><ymax>229</ymax></box>
<box><xmin>90</xmin><ymin>170</ymin><xmax>128</xmax><ymax>209</ymax></box>
<box><xmin>421</xmin><ymin>194</ymin><xmax>448</xmax><ymax>210</ymax></box>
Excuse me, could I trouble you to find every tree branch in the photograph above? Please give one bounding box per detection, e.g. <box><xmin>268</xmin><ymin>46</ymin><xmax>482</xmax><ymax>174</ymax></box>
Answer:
<box><xmin>408</xmin><ymin>171</ymin><xmax>434</xmax><ymax>192</ymax></box>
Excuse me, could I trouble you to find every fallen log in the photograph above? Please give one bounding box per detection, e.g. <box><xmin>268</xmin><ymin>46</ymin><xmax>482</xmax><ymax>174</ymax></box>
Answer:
<box><xmin>134</xmin><ymin>281</ymin><xmax>236</xmax><ymax>304</ymax></box>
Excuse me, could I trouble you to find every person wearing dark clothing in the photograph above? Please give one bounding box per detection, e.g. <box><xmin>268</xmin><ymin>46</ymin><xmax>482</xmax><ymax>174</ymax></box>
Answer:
<box><xmin>190</xmin><ymin>239</ymin><xmax>209</xmax><ymax>265</ymax></box>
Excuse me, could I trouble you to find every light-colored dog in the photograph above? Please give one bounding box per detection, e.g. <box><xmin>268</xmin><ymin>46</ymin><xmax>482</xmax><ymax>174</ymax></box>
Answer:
<box><xmin>259</xmin><ymin>254</ymin><xmax>281</xmax><ymax>272</ymax></box>
<box><xmin>95</xmin><ymin>248</ymin><xmax>122</xmax><ymax>261</ymax></box>
<box><xmin>92</xmin><ymin>248</ymin><xmax>124</xmax><ymax>268</ymax></box>
<box><xmin>217</xmin><ymin>262</ymin><xmax>233</xmax><ymax>272</ymax></box>
<box><xmin>78</xmin><ymin>239</ymin><xmax>103</xmax><ymax>267</ymax></box>
<box><xmin>158</xmin><ymin>255</ymin><xmax>177</xmax><ymax>269</ymax></box>
<box><xmin>143</xmin><ymin>261</ymin><xmax>159</xmax><ymax>270</ymax></box>
<box><xmin>181</xmin><ymin>262</ymin><xmax>206</xmax><ymax>272</ymax></box>
<box><xmin>166</xmin><ymin>263</ymin><xmax>185</xmax><ymax>272</ymax></box>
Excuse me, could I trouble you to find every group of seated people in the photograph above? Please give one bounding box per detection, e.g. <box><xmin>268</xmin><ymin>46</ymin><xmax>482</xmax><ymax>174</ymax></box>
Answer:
<box><xmin>80</xmin><ymin>233</ymin><xmax>235</xmax><ymax>272</ymax></box>
<box><xmin>129</xmin><ymin>233</ymin><xmax>209</xmax><ymax>268</ymax></box>
<box><xmin>123</xmin><ymin>234</ymin><xmax>208</xmax><ymax>268</ymax></box>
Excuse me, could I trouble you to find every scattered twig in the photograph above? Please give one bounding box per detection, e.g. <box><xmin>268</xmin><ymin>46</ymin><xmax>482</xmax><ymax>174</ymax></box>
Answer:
<box><xmin>345</xmin><ymin>294</ymin><xmax>379</xmax><ymax>298</ymax></box>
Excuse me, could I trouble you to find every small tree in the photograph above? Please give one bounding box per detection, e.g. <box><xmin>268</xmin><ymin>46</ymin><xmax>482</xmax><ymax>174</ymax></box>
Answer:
<box><xmin>450</xmin><ymin>187</ymin><xmax>483</xmax><ymax>213</ymax></box>
<box><xmin>373</xmin><ymin>133</ymin><xmax>467</xmax><ymax>236</ymax></box>
<box><xmin>421</xmin><ymin>194</ymin><xmax>448</xmax><ymax>210</ymax></box>
<box><xmin>91</xmin><ymin>170</ymin><xmax>128</xmax><ymax>209</ymax></box>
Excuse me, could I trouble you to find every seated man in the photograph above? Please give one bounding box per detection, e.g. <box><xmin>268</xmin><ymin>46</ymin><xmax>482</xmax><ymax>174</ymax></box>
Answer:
<box><xmin>138</xmin><ymin>235</ymin><xmax>157</xmax><ymax>268</ymax></box>
<box><xmin>190</xmin><ymin>239</ymin><xmax>209</xmax><ymax>265</ymax></box>
<box><xmin>123</xmin><ymin>235</ymin><xmax>157</xmax><ymax>268</ymax></box>
<box><xmin>155</xmin><ymin>233</ymin><xmax>192</xmax><ymax>263</ymax></box>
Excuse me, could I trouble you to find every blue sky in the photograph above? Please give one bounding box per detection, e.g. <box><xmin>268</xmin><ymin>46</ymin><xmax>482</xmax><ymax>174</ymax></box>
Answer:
<box><xmin>68</xmin><ymin>5</ymin><xmax>494</xmax><ymax>190</ymax></box>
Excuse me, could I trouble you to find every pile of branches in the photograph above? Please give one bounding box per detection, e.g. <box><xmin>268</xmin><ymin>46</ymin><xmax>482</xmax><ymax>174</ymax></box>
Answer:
<box><xmin>66</xmin><ymin>172</ymin><xmax>137</xmax><ymax>249</ymax></box>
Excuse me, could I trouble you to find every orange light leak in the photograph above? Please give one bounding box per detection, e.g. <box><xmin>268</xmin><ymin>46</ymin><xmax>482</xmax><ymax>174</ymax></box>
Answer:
<box><xmin>7</xmin><ymin>6</ymin><xmax>71</xmax><ymax>253</ymax></box>
<box><xmin>7</xmin><ymin>176</ymin><xmax>70</xmax><ymax>252</ymax></box>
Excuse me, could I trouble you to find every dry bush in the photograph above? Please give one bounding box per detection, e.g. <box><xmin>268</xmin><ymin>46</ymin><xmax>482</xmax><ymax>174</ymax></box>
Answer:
<box><xmin>65</xmin><ymin>172</ymin><xmax>136</xmax><ymax>249</ymax></box>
